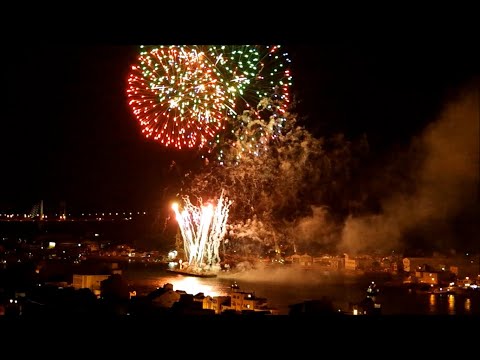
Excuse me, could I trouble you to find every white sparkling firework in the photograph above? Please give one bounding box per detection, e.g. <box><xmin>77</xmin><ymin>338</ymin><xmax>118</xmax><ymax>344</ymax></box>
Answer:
<box><xmin>172</xmin><ymin>191</ymin><xmax>232</xmax><ymax>270</ymax></box>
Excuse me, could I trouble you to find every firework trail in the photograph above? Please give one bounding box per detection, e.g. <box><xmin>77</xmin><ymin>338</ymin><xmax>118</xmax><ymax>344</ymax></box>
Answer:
<box><xmin>172</xmin><ymin>190</ymin><xmax>232</xmax><ymax>270</ymax></box>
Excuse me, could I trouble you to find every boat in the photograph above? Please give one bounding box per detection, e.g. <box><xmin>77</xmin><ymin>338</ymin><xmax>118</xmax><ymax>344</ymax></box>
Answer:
<box><xmin>349</xmin><ymin>282</ymin><xmax>382</xmax><ymax>315</ymax></box>
<box><xmin>366</xmin><ymin>281</ymin><xmax>380</xmax><ymax>296</ymax></box>
<box><xmin>166</xmin><ymin>267</ymin><xmax>218</xmax><ymax>278</ymax></box>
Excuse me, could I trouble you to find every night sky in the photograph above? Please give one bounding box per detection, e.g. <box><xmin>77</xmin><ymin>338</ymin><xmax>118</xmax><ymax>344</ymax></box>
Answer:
<box><xmin>2</xmin><ymin>42</ymin><xmax>478</xmax><ymax>213</ymax></box>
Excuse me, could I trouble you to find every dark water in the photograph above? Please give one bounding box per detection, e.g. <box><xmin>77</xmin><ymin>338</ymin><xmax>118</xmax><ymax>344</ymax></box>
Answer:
<box><xmin>123</xmin><ymin>265</ymin><xmax>480</xmax><ymax>315</ymax></box>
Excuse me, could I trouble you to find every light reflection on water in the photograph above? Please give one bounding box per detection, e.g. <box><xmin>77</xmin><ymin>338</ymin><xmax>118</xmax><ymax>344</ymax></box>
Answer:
<box><xmin>429</xmin><ymin>294</ymin><xmax>436</xmax><ymax>313</ymax></box>
<box><xmin>125</xmin><ymin>267</ymin><xmax>233</xmax><ymax>298</ymax></box>
<box><xmin>147</xmin><ymin>274</ymin><xmax>226</xmax><ymax>297</ymax></box>
<box><xmin>123</xmin><ymin>266</ymin><xmax>480</xmax><ymax>315</ymax></box>
<box><xmin>448</xmin><ymin>294</ymin><xmax>455</xmax><ymax>315</ymax></box>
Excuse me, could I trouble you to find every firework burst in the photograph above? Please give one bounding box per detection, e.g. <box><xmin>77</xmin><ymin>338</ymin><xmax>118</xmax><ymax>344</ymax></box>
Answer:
<box><xmin>127</xmin><ymin>45</ymin><xmax>293</xmax><ymax>158</ymax></box>
<box><xmin>127</xmin><ymin>46</ymin><xmax>235</xmax><ymax>149</ymax></box>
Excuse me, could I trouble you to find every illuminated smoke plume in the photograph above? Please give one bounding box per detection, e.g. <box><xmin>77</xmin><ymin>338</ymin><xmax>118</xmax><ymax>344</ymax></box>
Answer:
<box><xmin>183</xmin><ymin>110</ymin><xmax>368</xmax><ymax>255</ymax></box>
<box><xmin>292</xmin><ymin>206</ymin><xmax>341</xmax><ymax>251</ymax></box>
<box><xmin>339</xmin><ymin>88</ymin><xmax>480</xmax><ymax>254</ymax></box>
<box><xmin>172</xmin><ymin>191</ymin><xmax>232</xmax><ymax>270</ymax></box>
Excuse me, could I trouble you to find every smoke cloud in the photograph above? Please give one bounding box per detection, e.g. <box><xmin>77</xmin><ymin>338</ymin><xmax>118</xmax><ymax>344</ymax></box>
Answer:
<box><xmin>293</xmin><ymin>206</ymin><xmax>340</xmax><ymax>250</ymax></box>
<box><xmin>339</xmin><ymin>87</ymin><xmax>479</xmax><ymax>254</ymax></box>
